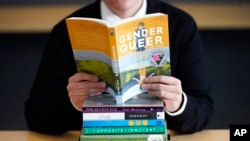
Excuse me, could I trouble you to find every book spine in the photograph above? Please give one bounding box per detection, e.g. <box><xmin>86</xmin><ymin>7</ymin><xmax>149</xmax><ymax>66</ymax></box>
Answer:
<box><xmin>83</xmin><ymin>126</ymin><xmax>166</xmax><ymax>135</ymax></box>
<box><xmin>83</xmin><ymin>106</ymin><xmax>164</xmax><ymax>113</ymax></box>
<box><xmin>83</xmin><ymin>112</ymin><xmax>165</xmax><ymax>120</ymax></box>
<box><xmin>83</xmin><ymin>119</ymin><xmax>165</xmax><ymax>127</ymax></box>
<box><xmin>80</xmin><ymin>134</ymin><xmax>168</xmax><ymax>141</ymax></box>
<box><xmin>109</xmin><ymin>27</ymin><xmax>122</xmax><ymax>95</ymax></box>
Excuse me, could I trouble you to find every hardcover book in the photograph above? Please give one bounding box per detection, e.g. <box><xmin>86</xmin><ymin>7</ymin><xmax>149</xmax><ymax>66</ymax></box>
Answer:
<box><xmin>80</xmin><ymin>133</ymin><xmax>168</xmax><ymax>141</ymax></box>
<box><xmin>83</xmin><ymin>106</ymin><xmax>164</xmax><ymax>113</ymax></box>
<box><xmin>83</xmin><ymin>119</ymin><xmax>165</xmax><ymax>127</ymax></box>
<box><xmin>82</xmin><ymin>94</ymin><xmax>165</xmax><ymax>120</ymax></box>
<box><xmin>82</xmin><ymin>111</ymin><xmax>165</xmax><ymax>120</ymax></box>
<box><xmin>66</xmin><ymin>13</ymin><xmax>170</xmax><ymax>104</ymax></box>
<box><xmin>82</xmin><ymin>126</ymin><xmax>166</xmax><ymax>135</ymax></box>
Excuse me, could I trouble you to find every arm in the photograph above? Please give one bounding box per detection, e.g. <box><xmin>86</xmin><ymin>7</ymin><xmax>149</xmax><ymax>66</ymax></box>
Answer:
<box><xmin>144</xmin><ymin>2</ymin><xmax>213</xmax><ymax>133</ymax></box>
<box><xmin>166</xmin><ymin>11</ymin><xmax>214</xmax><ymax>133</ymax></box>
<box><xmin>24</xmin><ymin>21</ymin><xmax>82</xmax><ymax>134</ymax></box>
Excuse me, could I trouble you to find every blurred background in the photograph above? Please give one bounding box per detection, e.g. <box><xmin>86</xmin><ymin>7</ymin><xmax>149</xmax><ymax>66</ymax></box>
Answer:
<box><xmin>0</xmin><ymin>0</ymin><xmax>250</xmax><ymax>130</ymax></box>
<box><xmin>0</xmin><ymin>0</ymin><xmax>249</xmax><ymax>5</ymax></box>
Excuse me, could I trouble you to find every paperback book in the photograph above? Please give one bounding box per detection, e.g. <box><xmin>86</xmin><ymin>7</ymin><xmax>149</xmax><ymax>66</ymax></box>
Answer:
<box><xmin>82</xmin><ymin>92</ymin><xmax>164</xmax><ymax>109</ymax></box>
<box><xmin>66</xmin><ymin>13</ymin><xmax>171</xmax><ymax>104</ymax></box>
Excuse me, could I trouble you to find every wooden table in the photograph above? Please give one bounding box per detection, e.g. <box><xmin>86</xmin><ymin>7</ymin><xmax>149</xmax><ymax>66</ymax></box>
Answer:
<box><xmin>0</xmin><ymin>129</ymin><xmax>229</xmax><ymax>141</ymax></box>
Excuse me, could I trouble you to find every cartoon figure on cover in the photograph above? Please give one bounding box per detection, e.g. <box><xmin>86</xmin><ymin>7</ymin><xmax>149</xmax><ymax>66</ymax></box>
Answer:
<box><xmin>132</xmin><ymin>21</ymin><xmax>154</xmax><ymax>85</ymax></box>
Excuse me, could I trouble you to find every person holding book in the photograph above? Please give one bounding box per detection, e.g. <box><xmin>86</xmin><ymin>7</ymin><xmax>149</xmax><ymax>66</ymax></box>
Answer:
<box><xmin>25</xmin><ymin>0</ymin><xmax>214</xmax><ymax>135</ymax></box>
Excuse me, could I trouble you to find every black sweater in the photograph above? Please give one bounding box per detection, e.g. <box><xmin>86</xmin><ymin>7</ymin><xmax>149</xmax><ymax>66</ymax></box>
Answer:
<box><xmin>25</xmin><ymin>0</ymin><xmax>213</xmax><ymax>134</ymax></box>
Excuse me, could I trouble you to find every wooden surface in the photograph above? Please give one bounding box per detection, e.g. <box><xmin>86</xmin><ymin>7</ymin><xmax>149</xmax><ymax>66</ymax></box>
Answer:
<box><xmin>0</xmin><ymin>130</ymin><xmax>229</xmax><ymax>141</ymax></box>
<box><xmin>0</xmin><ymin>3</ymin><xmax>250</xmax><ymax>32</ymax></box>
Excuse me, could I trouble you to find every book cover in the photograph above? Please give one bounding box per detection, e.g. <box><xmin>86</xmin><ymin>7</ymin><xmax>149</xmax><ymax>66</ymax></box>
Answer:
<box><xmin>66</xmin><ymin>13</ymin><xmax>170</xmax><ymax>104</ymax></box>
<box><xmin>80</xmin><ymin>133</ymin><xmax>168</xmax><ymax>141</ymax></box>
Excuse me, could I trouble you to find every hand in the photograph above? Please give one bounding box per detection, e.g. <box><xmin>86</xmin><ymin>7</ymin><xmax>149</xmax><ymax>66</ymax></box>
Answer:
<box><xmin>67</xmin><ymin>72</ymin><xmax>106</xmax><ymax>110</ymax></box>
<box><xmin>141</xmin><ymin>75</ymin><xmax>183</xmax><ymax>112</ymax></box>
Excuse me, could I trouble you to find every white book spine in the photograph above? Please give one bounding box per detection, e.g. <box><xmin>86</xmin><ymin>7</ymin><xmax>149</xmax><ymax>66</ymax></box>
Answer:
<box><xmin>83</xmin><ymin>112</ymin><xmax>125</xmax><ymax>120</ymax></box>
<box><xmin>83</xmin><ymin>112</ymin><xmax>165</xmax><ymax>120</ymax></box>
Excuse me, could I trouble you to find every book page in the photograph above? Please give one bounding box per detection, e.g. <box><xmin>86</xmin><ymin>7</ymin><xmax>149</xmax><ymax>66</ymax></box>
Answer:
<box><xmin>66</xmin><ymin>18</ymin><xmax>116</xmax><ymax>89</ymax></box>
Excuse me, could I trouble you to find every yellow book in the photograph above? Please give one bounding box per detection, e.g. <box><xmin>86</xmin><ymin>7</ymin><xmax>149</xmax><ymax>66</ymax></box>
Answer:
<box><xmin>66</xmin><ymin>13</ymin><xmax>171</xmax><ymax>104</ymax></box>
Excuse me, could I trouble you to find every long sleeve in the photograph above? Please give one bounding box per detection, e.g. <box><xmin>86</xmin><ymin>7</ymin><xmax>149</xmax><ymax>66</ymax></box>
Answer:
<box><xmin>165</xmin><ymin>6</ymin><xmax>214</xmax><ymax>133</ymax></box>
<box><xmin>24</xmin><ymin>1</ymin><xmax>101</xmax><ymax>135</ymax></box>
<box><xmin>24</xmin><ymin>21</ymin><xmax>82</xmax><ymax>134</ymax></box>
<box><xmin>146</xmin><ymin>0</ymin><xmax>213</xmax><ymax>133</ymax></box>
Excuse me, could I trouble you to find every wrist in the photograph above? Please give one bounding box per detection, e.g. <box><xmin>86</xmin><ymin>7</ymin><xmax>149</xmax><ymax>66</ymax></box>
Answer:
<box><xmin>70</xmin><ymin>98</ymin><xmax>82</xmax><ymax>112</ymax></box>
<box><xmin>165</xmin><ymin>92</ymin><xmax>187</xmax><ymax>116</ymax></box>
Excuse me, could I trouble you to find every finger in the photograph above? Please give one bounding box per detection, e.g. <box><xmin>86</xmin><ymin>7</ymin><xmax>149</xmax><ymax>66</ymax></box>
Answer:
<box><xmin>149</xmin><ymin>90</ymin><xmax>177</xmax><ymax>100</ymax></box>
<box><xmin>67</xmin><ymin>81</ymin><xmax>106</xmax><ymax>91</ymax></box>
<box><xmin>144</xmin><ymin>75</ymin><xmax>181</xmax><ymax>85</ymax></box>
<box><xmin>69</xmin><ymin>87</ymin><xmax>106</xmax><ymax>96</ymax></box>
<box><xmin>141</xmin><ymin>83</ymin><xmax>165</xmax><ymax>91</ymax></box>
<box><xmin>142</xmin><ymin>83</ymin><xmax>179</xmax><ymax>92</ymax></box>
<box><xmin>69</xmin><ymin>72</ymin><xmax>99</xmax><ymax>82</ymax></box>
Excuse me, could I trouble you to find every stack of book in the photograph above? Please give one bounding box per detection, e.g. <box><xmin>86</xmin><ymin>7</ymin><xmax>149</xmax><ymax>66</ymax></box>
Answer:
<box><xmin>80</xmin><ymin>94</ymin><xmax>169</xmax><ymax>141</ymax></box>
<box><xmin>66</xmin><ymin>12</ymin><xmax>171</xmax><ymax>141</ymax></box>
